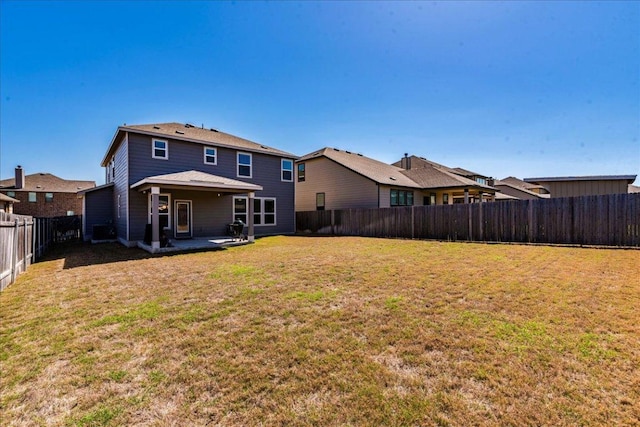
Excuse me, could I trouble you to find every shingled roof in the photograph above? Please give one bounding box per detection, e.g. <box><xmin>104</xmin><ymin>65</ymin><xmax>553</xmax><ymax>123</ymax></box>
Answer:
<box><xmin>298</xmin><ymin>148</ymin><xmax>421</xmax><ymax>188</ymax></box>
<box><xmin>102</xmin><ymin>122</ymin><xmax>297</xmax><ymax>166</ymax></box>
<box><xmin>400</xmin><ymin>166</ymin><xmax>494</xmax><ymax>190</ymax></box>
<box><xmin>0</xmin><ymin>173</ymin><xmax>95</xmax><ymax>193</ymax></box>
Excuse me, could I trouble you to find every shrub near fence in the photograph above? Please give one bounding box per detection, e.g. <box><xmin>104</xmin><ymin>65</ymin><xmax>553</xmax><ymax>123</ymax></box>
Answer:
<box><xmin>296</xmin><ymin>193</ymin><xmax>640</xmax><ymax>247</ymax></box>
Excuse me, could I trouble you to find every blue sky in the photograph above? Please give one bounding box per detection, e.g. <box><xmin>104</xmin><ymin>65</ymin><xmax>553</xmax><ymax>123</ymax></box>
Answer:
<box><xmin>1</xmin><ymin>1</ymin><xmax>638</xmax><ymax>185</ymax></box>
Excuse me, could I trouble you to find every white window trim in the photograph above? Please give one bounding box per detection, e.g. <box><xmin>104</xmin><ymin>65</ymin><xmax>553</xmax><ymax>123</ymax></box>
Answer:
<box><xmin>152</xmin><ymin>138</ymin><xmax>168</xmax><ymax>160</ymax></box>
<box><xmin>204</xmin><ymin>146</ymin><xmax>217</xmax><ymax>165</ymax></box>
<box><xmin>147</xmin><ymin>193</ymin><xmax>171</xmax><ymax>228</ymax></box>
<box><xmin>233</xmin><ymin>196</ymin><xmax>276</xmax><ymax>227</ymax></box>
<box><xmin>237</xmin><ymin>152</ymin><xmax>252</xmax><ymax>178</ymax></box>
<box><xmin>281</xmin><ymin>159</ymin><xmax>293</xmax><ymax>182</ymax></box>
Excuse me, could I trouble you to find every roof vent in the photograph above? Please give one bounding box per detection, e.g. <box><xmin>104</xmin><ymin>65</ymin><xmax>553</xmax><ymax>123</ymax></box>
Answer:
<box><xmin>153</xmin><ymin>126</ymin><xmax>160</xmax><ymax>129</ymax></box>
<box><xmin>175</xmin><ymin>130</ymin><xmax>184</xmax><ymax>135</ymax></box>
<box><xmin>260</xmin><ymin>145</ymin><xmax>269</xmax><ymax>149</ymax></box>
<box><xmin>357</xmin><ymin>153</ymin><xmax>363</xmax><ymax>156</ymax></box>
<box><xmin>210</xmin><ymin>128</ymin><xmax>218</xmax><ymax>132</ymax></box>
<box><xmin>36</xmin><ymin>185</ymin><xmax>42</xmax><ymax>188</ymax></box>
<box><xmin>389</xmin><ymin>177</ymin><xmax>397</xmax><ymax>181</ymax></box>
<box><xmin>185</xmin><ymin>123</ymin><xmax>193</xmax><ymax>128</ymax></box>
<box><xmin>346</xmin><ymin>151</ymin><xmax>351</xmax><ymax>154</ymax></box>
<box><xmin>333</xmin><ymin>148</ymin><xmax>340</xmax><ymax>151</ymax></box>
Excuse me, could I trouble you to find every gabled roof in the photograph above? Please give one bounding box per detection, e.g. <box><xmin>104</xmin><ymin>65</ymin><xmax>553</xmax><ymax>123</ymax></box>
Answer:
<box><xmin>400</xmin><ymin>166</ymin><xmax>495</xmax><ymax>191</ymax></box>
<box><xmin>493</xmin><ymin>179</ymin><xmax>548</xmax><ymax>199</ymax></box>
<box><xmin>0</xmin><ymin>173</ymin><xmax>95</xmax><ymax>193</ymax></box>
<box><xmin>392</xmin><ymin>154</ymin><xmax>495</xmax><ymax>191</ymax></box>
<box><xmin>102</xmin><ymin>122</ymin><xmax>297</xmax><ymax>166</ymax></box>
<box><xmin>298</xmin><ymin>148</ymin><xmax>421</xmax><ymax>188</ymax></box>
<box><xmin>500</xmin><ymin>176</ymin><xmax>543</xmax><ymax>190</ymax></box>
<box><xmin>130</xmin><ymin>170</ymin><xmax>263</xmax><ymax>193</ymax></box>
<box><xmin>451</xmin><ymin>167</ymin><xmax>485</xmax><ymax>178</ymax></box>
<box><xmin>524</xmin><ymin>175</ymin><xmax>637</xmax><ymax>184</ymax></box>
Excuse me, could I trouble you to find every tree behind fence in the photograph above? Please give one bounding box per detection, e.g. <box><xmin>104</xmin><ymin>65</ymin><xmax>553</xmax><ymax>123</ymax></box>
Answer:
<box><xmin>296</xmin><ymin>193</ymin><xmax>640</xmax><ymax>247</ymax></box>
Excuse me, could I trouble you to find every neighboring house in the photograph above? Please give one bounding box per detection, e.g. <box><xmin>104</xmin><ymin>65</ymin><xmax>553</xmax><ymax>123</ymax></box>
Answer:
<box><xmin>295</xmin><ymin>148</ymin><xmax>421</xmax><ymax>211</ymax></box>
<box><xmin>0</xmin><ymin>193</ymin><xmax>19</xmax><ymax>213</ymax></box>
<box><xmin>523</xmin><ymin>175</ymin><xmax>637</xmax><ymax>198</ymax></box>
<box><xmin>0</xmin><ymin>166</ymin><xmax>95</xmax><ymax>217</ymax></box>
<box><xmin>493</xmin><ymin>177</ymin><xmax>550</xmax><ymax>200</ymax></box>
<box><xmin>83</xmin><ymin>122</ymin><xmax>297</xmax><ymax>250</ymax></box>
<box><xmin>295</xmin><ymin>149</ymin><xmax>496</xmax><ymax>212</ymax></box>
<box><xmin>392</xmin><ymin>155</ymin><xmax>496</xmax><ymax>204</ymax></box>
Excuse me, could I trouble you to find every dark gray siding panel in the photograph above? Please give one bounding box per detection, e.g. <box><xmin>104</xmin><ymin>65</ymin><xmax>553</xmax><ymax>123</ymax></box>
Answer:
<box><xmin>113</xmin><ymin>137</ymin><xmax>129</xmax><ymax>241</ymax></box>
<box><xmin>84</xmin><ymin>186</ymin><xmax>114</xmax><ymax>239</ymax></box>
<box><xmin>125</xmin><ymin>132</ymin><xmax>295</xmax><ymax>236</ymax></box>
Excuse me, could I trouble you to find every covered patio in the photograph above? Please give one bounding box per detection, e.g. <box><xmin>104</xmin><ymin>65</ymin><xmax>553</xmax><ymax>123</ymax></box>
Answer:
<box><xmin>137</xmin><ymin>236</ymin><xmax>251</xmax><ymax>254</ymax></box>
<box><xmin>131</xmin><ymin>170</ymin><xmax>263</xmax><ymax>254</ymax></box>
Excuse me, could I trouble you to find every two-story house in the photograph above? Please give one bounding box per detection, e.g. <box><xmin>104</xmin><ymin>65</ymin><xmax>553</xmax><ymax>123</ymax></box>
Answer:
<box><xmin>295</xmin><ymin>149</ymin><xmax>496</xmax><ymax>212</ymax></box>
<box><xmin>83</xmin><ymin>122</ymin><xmax>297</xmax><ymax>251</ymax></box>
<box><xmin>0</xmin><ymin>166</ymin><xmax>95</xmax><ymax>217</ymax></box>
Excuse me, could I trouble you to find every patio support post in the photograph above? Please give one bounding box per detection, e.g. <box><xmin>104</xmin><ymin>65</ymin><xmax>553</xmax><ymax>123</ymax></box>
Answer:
<box><xmin>248</xmin><ymin>191</ymin><xmax>255</xmax><ymax>242</ymax></box>
<box><xmin>464</xmin><ymin>188</ymin><xmax>469</xmax><ymax>204</ymax></box>
<box><xmin>151</xmin><ymin>186</ymin><xmax>160</xmax><ymax>250</ymax></box>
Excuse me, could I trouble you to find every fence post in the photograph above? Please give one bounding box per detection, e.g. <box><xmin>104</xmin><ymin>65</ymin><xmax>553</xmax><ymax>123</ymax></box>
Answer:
<box><xmin>23</xmin><ymin>219</ymin><xmax>27</xmax><ymax>270</ymax></box>
<box><xmin>468</xmin><ymin>204</ymin><xmax>472</xmax><ymax>241</ymax></box>
<box><xmin>411</xmin><ymin>206</ymin><xmax>415</xmax><ymax>239</ymax></box>
<box><xmin>11</xmin><ymin>219</ymin><xmax>19</xmax><ymax>283</ymax></box>
<box><xmin>331</xmin><ymin>210</ymin><xmax>335</xmax><ymax>235</ymax></box>
<box><xmin>478</xmin><ymin>201</ymin><xmax>483</xmax><ymax>242</ymax></box>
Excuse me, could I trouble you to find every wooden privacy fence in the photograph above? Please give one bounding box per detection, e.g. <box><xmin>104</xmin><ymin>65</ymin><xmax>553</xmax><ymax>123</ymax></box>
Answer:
<box><xmin>0</xmin><ymin>213</ymin><xmax>82</xmax><ymax>290</ymax></box>
<box><xmin>296</xmin><ymin>193</ymin><xmax>640</xmax><ymax>247</ymax></box>
<box><xmin>1</xmin><ymin>212</ymin><xmax>34</xmax><ymax>291</ymax></box>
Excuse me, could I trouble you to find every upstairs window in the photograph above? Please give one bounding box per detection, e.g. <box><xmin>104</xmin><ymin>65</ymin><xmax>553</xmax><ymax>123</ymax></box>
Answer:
<box><xmin>7</xmin><ymin>191</ymin><xmax>15</xmax><ymax>198</ymax></box>
<box><xmin>281</xmin><ymin>159</ymin><xmax>293</xmax><ymax>182</ymax></box>
<box><xmin>297</xmin><ymin>163</ymin><xmax>306</xmax><ymax>182</ymax></box>
<box><xmin>237</xmin><ymin>152</ymin><xmax>252</xmax><ymax>178</ymax></box>
<box><xmin>204</xmin><ymin>147</ymin><xmax>217</xmax><ymax>165</ymax></box>
<box><xmin>45</xmin><ymin>193</ymin><xmax>54</xmax><ymax>203</ymax></box>
<box><xmin>152</xmin><ymin>139</ymin><xmax>168</xmax><ymax>160</ymax></box>
<box><xmin>29</xmin><ymin>192</ymin><xmax>37</xmax><ymax>202</ymax></box>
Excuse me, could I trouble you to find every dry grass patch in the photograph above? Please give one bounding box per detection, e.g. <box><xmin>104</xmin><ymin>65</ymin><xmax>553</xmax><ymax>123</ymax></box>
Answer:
<box><xmin>1</xmin><ymin>237</ymin><xmax>639</xmax><ymax>426</ymax></box>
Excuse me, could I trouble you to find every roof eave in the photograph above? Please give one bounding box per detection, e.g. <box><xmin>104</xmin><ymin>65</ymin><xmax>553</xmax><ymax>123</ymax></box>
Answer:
<box><xmin>130</xmin><ymin>178</ymin><xmax>263</xmax><ymax>193</ymax></box>
<box><xmin>117</xmin><ymin>126</ymin><xmax>299</xmax><ymax>160</ymax></box>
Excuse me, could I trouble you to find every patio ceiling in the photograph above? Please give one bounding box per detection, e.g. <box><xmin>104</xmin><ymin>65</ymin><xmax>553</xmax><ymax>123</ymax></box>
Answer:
<box><xmin>130</xmin><ymin>170</ymin><xmax>263</xmax><ymax>193</ymax></box>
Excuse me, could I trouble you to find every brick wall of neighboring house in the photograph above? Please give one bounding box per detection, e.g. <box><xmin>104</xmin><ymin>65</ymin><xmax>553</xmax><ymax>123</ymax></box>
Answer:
<box><xmin>1</xmin><ymin>191</ymin><xmax>83</xmax><ymax>217</ymax></box>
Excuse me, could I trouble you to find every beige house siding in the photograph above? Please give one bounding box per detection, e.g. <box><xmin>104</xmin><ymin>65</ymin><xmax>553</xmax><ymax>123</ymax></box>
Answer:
<box><xmin>296</xmin><ymin>157</ymin><xmax>379</xmax><ymax>211</ymax></box>
<box><xmin>541</xmin><ymin>180</ymin><xmax>629</xmax><ymax>198</ymax></box>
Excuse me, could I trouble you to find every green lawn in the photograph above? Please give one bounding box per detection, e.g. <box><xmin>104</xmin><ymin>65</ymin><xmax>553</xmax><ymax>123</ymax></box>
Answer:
<box><xmin>1</xmin><ymin>236</ymin><xmax>639</xmax><ymax>426</ymax></box>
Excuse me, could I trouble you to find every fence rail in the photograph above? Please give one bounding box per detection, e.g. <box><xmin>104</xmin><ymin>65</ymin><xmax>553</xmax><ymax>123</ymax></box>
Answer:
<box><xmin>0</xmin><ymin>213</ymin><xmax>82</xmax><ymax>290</ymax></box>
<box><xmin>296</xmin><ymin>193</ymin><xmax>640</xmax><ymax>247</ymax></box>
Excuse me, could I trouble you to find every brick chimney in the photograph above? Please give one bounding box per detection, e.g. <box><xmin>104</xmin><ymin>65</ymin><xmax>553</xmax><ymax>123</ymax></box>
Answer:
<box><xmin>15</xmin><ymin>166</ymin><xmax>25</xmax><ymax>190</ymax></box>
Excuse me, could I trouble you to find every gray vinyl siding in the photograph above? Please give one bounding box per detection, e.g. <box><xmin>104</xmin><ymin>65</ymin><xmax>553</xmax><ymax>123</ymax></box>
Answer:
<box><xmin>83</xmin><ymin>185</ymin><xmax>114</xmax><ymax>240</ymax></box>
<box><xmin>112</xmin><ymin>136</ymin><xmax>129</xmax><ymax>242</ymax></box>
<box><xmin>123</xmin><ymin>132</ymin><xmax>295</xmax><ymax>241</ymax></box>
<box><xmin>295</xmin><ymin>157</ymin><xmax>379</xmax><ymax>211</ymax></box>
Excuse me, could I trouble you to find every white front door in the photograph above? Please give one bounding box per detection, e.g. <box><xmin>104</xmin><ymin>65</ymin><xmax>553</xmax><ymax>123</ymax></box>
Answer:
<box><xmin>174</xmin><ymin>200</ymin><xmax>192</xmax><ymax>238</ymax></box>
